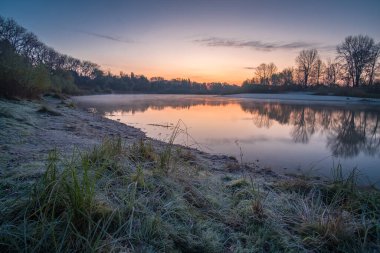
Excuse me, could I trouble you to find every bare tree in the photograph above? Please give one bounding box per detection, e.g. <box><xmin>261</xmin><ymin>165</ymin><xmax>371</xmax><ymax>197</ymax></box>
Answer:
<box><xmin>296</xmin><ymin>49</ymin><xmax>319</xmax><ymax>87</ymax></box>
<box><xmin>267</xmin><ymin>63</ymin><xmax>277</xmax><ymax>85</ymax></box>
<box><xmin>80</xmin><ymin>60</ymin><xmax>100</xmax><ymax>78</ymax></box>
<box><xmin>325</xmin><ymin>59</ymin><xmax>340</xmax><ymax>86</ymax></box>
<box><xmin>254</xmin><ymin>62</ymin><xmax>277</xmax><ymax>85</ymax></box>
<box><xmin>314</xmin><ymin>58</ymin><xmax>323</xmax><ymax>85</ymax></box>
<box><xmin>337</xmin><ymin>35</ymin><xmax>379</xmax><ymax>87</ymax></box>
<box><xmin>376</xmin><ymin>62</ymin><xmax>380</xmax><ymax>83</ymax></box>
<box><xmin>366</xmin><ymin>43</ymin><xmax>380</xmax><ymax>85</ymax></box>
<box><xmin>278</xmin><ymin>67</ymin><xmax>294</xmax><ymax>85</ymax></box>
<box><xmin>0</xmin><ymin>17</ymin><xmax>26</xmax><ymax>52</ymax></box>
<box><xmin>255</xmin><ymin>63</ymin><xmax>268</xmax><ymax>85</ymax></box>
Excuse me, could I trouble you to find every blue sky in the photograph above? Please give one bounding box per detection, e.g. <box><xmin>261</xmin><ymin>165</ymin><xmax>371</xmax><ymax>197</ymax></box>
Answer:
<box><xmin>1</xmin><ymin>0</ymin><xmax>379</xmax><ymax>83</ymax></box>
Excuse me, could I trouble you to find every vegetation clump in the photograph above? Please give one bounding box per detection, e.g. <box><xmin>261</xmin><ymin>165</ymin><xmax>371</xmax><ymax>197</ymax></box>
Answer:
<box><xmin>1</xmin><ymin>137</ymin><xmax>379</xmax><ymax>252</ymax></box>
<box><xmin>37</xmin><ymin>105</ymin><xmax>62</xmax><ymax>116</ymax></box>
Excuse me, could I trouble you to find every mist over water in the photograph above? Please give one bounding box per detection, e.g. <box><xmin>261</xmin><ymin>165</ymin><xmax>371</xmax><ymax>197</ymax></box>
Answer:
<box><xmin>74</xmin><ymin>94</ymin><xmax>380</xmax><ymax>184</ymax></box>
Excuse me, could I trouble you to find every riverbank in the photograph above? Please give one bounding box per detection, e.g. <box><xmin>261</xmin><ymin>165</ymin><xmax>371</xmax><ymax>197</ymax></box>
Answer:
<box><xmin>1</xmin><ymin>96</ymin><xmax>379</xmax><ymax>252</ymax></box>
<box><xmin>226</xmin><ymin>92</ymin><xmax>380</xmax><ymax>105</ymax></box>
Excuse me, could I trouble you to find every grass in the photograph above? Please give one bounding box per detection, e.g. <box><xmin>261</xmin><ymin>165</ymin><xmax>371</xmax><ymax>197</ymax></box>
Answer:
<box><xmin>37</xmin><ymin>104</ymin><xmax>62</xmax><ymax>116</ymax></box>
<box><xmin>1</xmin><ymin>137</ymin><xmax>379</xmax><ymax>252</ymax></box>
<box><xmin>157</xmin><ymin>120</ymin><xmax>183</xmax><ymax>174</ymax></box>
<box><xmin>0</xmin><ymin>106</ymin><xmax>14</xmax><ymax>118</ymax></box>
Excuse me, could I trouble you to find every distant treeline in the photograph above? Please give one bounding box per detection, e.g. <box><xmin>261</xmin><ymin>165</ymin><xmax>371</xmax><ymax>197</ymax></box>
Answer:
<box><xmin>0</xmin><ymin>16</ymin><xmax>239</xmax><ymax>98</ymax></box>
<box><xmin>1</xmin><ymin>16</ymin><xmax>380</xmax><ymax>98</ymax></box>
<box><xmin>81</xmin><ymin>74</ymin><xmax>240</xmax><ymax>95</ymax></box>
<box><xmin>242</xmin><ymin>37</ymin><xmax>380</xmax><ymax>94</ymax></box>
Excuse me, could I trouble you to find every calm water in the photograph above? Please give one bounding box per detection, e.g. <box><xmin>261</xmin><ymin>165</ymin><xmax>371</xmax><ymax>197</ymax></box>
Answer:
<box><xmin>74</xmin><ymin>94</ymin><xmax>380</xmax><ymax>183</ymax></box>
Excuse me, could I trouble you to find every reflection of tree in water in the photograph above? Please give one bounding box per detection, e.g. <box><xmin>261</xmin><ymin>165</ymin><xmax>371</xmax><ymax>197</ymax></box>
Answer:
<box><xmin>290</xmin><ymin>108</ymin><xmax>317</xmax><ymax>143</ymax></box>
<box><xmin>240</xmin><ymin>102</ymin><xmax>380</xmax><ymax>158</ymax></box>
<box><xmin>364</xmin><ymin>116</ymin><xmax>380</xmax><ymax>156</ymax></box>
<box><xmin>242</xmin><ymin>103</ymin><xmax>292</xmax><ymax>129</ymax></box>
<box><xmin>290</xmin><ymin>108</ymin><xmax>308</xmax><ymax>143</ymax></box>
<box><xmin>320</xmin><ymin>110</ymin><xmax>333</xmax><ymax>134</ymax></box>
<box><xmin>77</xmin><ymin>96</ymin><xmax>380</xmax><ymax>159</ymax></box>
<box><xmin>241</xmin><ymin>103</ymin><xmax>319</xmax><ymax>144</ymax></box>
<box><xmin>327</xmin><ymin>111</ymin><xmax>366</xmax><ymax>158</ymax></box>
<box><xmin>252</xmin><ymin>104</ymin><xmax>274</xmax><ymax>128</ymax></box>
<box><xmin>328</xmin><ymin>111</ymin><xmax>380</xmax><ymax>158</ymax></box>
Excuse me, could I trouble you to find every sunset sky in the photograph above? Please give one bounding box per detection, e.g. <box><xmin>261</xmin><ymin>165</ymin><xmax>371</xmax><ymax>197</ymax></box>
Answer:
<box><xmin>1</xmin><ymin>0</ymin><xmax>379</xmax><ymax>84</ymax></box>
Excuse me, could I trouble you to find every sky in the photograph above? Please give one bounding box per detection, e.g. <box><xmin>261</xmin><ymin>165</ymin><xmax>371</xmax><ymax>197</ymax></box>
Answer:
<box><xmin>1</xmin><ymin>0</ymin><xmax>380</xmax><ymax>84</ymax></box>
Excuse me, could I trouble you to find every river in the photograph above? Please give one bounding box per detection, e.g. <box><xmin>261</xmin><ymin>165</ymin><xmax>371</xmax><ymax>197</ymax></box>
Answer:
<box><xmin>74</xmin><ymin>94</ymin><xmax>380</xmax><ymax>184</ymax></box>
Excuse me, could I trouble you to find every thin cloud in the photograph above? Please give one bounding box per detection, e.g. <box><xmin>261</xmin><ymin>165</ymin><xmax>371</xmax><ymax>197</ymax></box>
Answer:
<box><xmin>194</xmin><ymin>37</ymin><xmax>333</xmax><ymax>51</ymax></box>
<box><xmin>244</xmin><ymin>67</ymin><xmax>256</xmax><ymax>70</ymax></box>
<box><xmin>78</xmin><ymin>30</ymin><xmax>134</xmax><ymax>44</ymax></box>
<box><xmin>317</xmin><ymin>44</ymin><xmax>337</xmax><ymax>52</ymax></box>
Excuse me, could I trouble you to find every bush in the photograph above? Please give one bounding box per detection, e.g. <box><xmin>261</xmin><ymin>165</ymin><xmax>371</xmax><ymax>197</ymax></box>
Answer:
<box><xmin>0</xmin><ymin>40</ymin><xmax>52</xmax><ymax>98</ymax></box>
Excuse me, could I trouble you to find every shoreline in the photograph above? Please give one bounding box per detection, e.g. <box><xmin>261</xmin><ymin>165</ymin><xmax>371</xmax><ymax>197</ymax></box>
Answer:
<box><xmin>1</xmin><ymin>96</ymin><xmax>274</xmax><ymax>187</ymax></box>
<box><xmin>1</xmin><ymin>96</ymin><xmax>379</xmax><ymax>252</ymax></box>
<box><xmin>2</xmin><ymin>94</ymin><xmax>378</xmax><ymax>186</ymax></box>
<box><xmin>225</xmin><ymin>92</ymin><xmax>380</xmax><ymax>105</ymax></box>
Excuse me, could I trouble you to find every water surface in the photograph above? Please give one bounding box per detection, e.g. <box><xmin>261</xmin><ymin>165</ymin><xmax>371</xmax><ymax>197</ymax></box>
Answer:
<box><xmin>74</xmin><ymin>94</ymin><xmax>380</xmax><ymax>184</ymax></box>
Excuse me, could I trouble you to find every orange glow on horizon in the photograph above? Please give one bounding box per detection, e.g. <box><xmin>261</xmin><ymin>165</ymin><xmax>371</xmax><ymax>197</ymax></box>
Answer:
<box><xmin>104</xmin><ymin>66</ymin><xmax>253</xmax><ymax>85</ymax></box>
<box><xmin>97</xmin><ymin>40</ymin><xmax>335</xmax><ymax>85</ymax></box>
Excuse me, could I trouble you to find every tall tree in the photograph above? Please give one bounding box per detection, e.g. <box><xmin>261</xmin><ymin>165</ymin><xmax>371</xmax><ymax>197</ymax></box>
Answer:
<box><xmin>337</xmin><ymin>35</ymin><xmax>379</xmax><ymax>87</ymax></box>
<box><xmin>314</xmin><ymin>58</ymin><xmax>323</xmax><ymax>85</ymax></box>
<box><xmin>325</xmin><ymin>59</ymin><xmax>340</xmax><ymax>85</ymax></box>
<box><xmin>255</xmin><ymin>63</ymin><xmax>268</xmax><ymax>85</ymax></box>
<box><xmin>267</xmin><ymin>62</ymin><xmax>277</xmax><ymax>85</ymax></box>
<box><xmin>366</xmin><ymin>43</ymin><xmax>380</xmax><ymax>85</ymax></box>
<box><xmin>254</xmin><ymin>62</ymin><xmax>277</xmax><ymax>85</ymax></box>
<box><xmin>279</xmin><ymin>67</ymin><xmax>294</xmax><ymax>85</ymax></box>
<box><xmin>296</xmin><ymin>49</ymin><xmax>319</xmax><ymax>87</ymax></box>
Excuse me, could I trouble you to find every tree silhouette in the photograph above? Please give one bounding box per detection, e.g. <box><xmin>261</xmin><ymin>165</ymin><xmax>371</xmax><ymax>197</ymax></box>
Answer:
<box><xmin>291</xmin><ymin>108</ymin><xmax>310</xmax><ymax>143</ymax></box>
<box><xmin>254</xmin><ymin>63</ymin><xmax>277</xmax><ymax>85</ymax></box>
<box><xmin>325</xmin><ymin>59</ymin><xmax>340</xmax><ymax>85</ymax></box>
<box><xmin>296</xmin><ymin>49</ymin><xmax>319</xmax><ymax>87</ymax></box>
<box><xmin>337</xmin><ymin>35</ymin><xmax>379</xmax><ymax>87</ymax></box>
<box><xmin>327</xmin><ymin>111</ymin><xmax>366</xmax><ymax>157</ymax></box>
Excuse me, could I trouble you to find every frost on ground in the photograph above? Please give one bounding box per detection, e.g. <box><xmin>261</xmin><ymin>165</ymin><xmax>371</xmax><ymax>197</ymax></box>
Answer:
<box><xmin>0</xmin><ymin>96</ymin><xmax>379</xmax><ymax>252</ymax></box>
